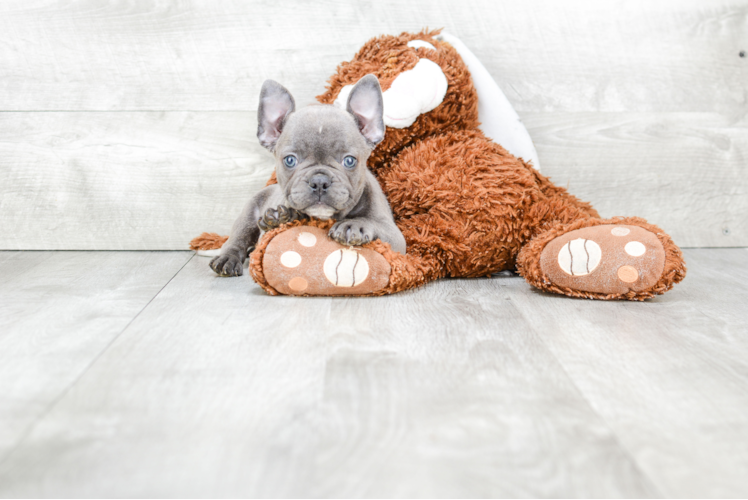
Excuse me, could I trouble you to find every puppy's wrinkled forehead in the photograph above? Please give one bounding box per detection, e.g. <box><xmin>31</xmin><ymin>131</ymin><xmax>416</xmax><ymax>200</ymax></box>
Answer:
<box><xmin>278</xmin><ymin>106</ymin><xmax>367</xmax><ymax>159</ymax></box>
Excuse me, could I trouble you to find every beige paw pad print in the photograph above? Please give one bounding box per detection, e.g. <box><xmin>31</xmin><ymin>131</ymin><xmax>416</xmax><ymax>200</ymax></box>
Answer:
<box><xmin>540</xmin><ymin>224</ymin><xmax>666</xmax><ymax>295</ymax></box>
<box><xmin>262</xmin><ymin>226</ymin><xmax>391</xmax><ymax>296</ymax></box>
<box><xmin>323</xmin><ymin>249</ymin><xmax>370</xmax><ymax>287</ymax></box>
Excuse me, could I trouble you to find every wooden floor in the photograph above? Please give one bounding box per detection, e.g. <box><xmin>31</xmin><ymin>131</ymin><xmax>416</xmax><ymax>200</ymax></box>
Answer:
<box><xmin>0</xmin><ymin>248</ymin><xmax>747</xmax><ymax>498</ymax></box>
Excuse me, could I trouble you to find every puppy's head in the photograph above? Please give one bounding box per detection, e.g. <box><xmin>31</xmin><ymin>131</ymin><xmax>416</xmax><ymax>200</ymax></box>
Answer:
<box><xmin>257</xmin><ymin>75</ymin><xmax>384</xmax><ymax>219</ymax></box>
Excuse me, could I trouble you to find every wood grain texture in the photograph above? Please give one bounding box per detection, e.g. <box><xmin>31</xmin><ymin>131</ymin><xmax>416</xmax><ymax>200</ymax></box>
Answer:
<box><xmin>0</xmin><ymin>0</ymin><xmax>745</xmax><ymax>112</ymax></box>
<box><xmin>1</xmin><ymin>1</ymin><xmax>746</xmax><ymax>248</ymax></box>
<box><xmin>525</xmin><ymin>112</ymin><xmax>748</xmax><ymax>247</ymax></box>
<box><xmin>0</xmin><ymin>251</ymin><xmax>192</xmax><ymax>463</ymax></box>
<box><xmin>1</xmin><ymin>111</ymin><xmax>745</xmax><ymax>249</ymax></box>
<box><xmin>507</xmin><ymin>248</ymin><xmax>748</xmax><ymax>497</ymax></box>
<box><xmin>0</xmin><ymin>112</ymin><xmax>270</xmax><ymax>250</ymax></box>
<box><xmin>0</xmin><ymin>256</ymin><xmax>657</xmax><ymax>498</ymax></box>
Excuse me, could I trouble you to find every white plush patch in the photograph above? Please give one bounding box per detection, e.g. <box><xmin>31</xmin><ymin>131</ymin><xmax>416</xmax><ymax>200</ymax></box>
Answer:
<box><xmin>196</xmin><ymin>248</ymin><xmax>222</xmax><ymax>257</ymax></box>
<box><xmin>324</xmin><ymin>249</ymin><xmax>369</xmax><ymax>287</ymax></box>
<box><xmin>334</xmin><ymin>58</ymin><xmax>448</xmax><ymax>129</ymax></box>
<box><xmin>334</xmin><ymin>85</ymin><xmax>353</xmax><ymax>110</ymax></box>
<box><xmin>297</xmin><ymin>232</ymin><xmax>317</xmax><ymax>247</ymax></box>
<box><xmin>280</xmin><ymin>251</ymin><xmax>302</xmax><ymax>268</ymax></box>
<box><xmin>558</xmin><ymin>238</ymin><xmax>602</xmax><ymax>276</ymax></box>
<box><xmin>407</xmin><ymin>40</ymin><xmax>436</xmax><ymax>51</ymax></box>
<box><xmin>381</xmin><ymin>59</ymin><xmax>448</xmax><ymax>128</ymax></box>
<box><xmin>625</xmin><ymin>241</ymin><xmax>646</xmax><ymax>257</ymax></box>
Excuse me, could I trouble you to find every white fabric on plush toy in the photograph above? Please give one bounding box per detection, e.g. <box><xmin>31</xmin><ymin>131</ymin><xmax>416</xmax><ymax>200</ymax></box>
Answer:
<box><xmin>438</xmin><ymin>32</ymin><xmax>541</xmax><ymax>171</ymax></box>
<box><xmin>334</xmin><ymin>55</ymin><xmax>448</xmax><ymax>129</ymax></box>
<box><xmin>334</xmin><ymin>34</ymin><xmax>541</xmax><ymax>171</ymax></box>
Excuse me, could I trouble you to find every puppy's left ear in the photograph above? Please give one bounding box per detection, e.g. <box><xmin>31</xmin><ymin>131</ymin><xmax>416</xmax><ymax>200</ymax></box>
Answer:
<box><xmin>346</xmin><ymin>74</ymin><xmax>385</xmax><ymax>147</ymax></box>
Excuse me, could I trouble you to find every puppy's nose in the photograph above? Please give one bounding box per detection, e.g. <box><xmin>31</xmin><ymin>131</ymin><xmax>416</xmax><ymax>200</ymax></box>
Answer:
<box><xmin>308</xmin><ymin>173</ymin><xmax>332</xmax><ymax>195</ymax></box>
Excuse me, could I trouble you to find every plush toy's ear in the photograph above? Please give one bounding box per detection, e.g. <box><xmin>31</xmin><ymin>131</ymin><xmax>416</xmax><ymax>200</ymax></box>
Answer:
<box><xmin>257</xmin><ymin>80</ymin><xmax>295</xmax><ymax>151</ymax></box>
<box><xmin>346</xmin><ymin>74</ymin><xmax>385</xmax><ymax>147</ymax></box>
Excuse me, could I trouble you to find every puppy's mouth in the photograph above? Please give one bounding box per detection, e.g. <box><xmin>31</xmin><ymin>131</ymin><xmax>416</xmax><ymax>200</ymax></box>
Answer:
<box><xmin>302</xmin><ymin>202</ymin><xmax>337</xmax><ymax>220</ymax></box>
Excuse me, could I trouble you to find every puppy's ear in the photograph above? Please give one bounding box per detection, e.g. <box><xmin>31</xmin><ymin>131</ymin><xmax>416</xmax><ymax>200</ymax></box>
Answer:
<box><xmin>346</xmin><ymin>74</ymin><xmax>385</xmax><ymax>147</ymax></box>
<box><xmin>257</xmin><ymin>80</ymin><xmax>295</xmax><ymax>151</ymax></box>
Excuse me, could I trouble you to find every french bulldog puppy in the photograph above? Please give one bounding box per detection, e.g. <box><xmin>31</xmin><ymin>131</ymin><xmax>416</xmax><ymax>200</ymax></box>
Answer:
<box><xmin>210</xmin><ymin>74</ymin><xmax>407</xmax><ymax>277</ymax></box>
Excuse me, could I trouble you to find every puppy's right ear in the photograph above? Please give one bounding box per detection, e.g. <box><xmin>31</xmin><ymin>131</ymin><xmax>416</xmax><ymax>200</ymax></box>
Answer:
<box><xmin>257</xmin><ymin>80</ymin><xmax>295</xmax><ymax>151</ymax></box>
<box><xmin>346</xmin><ymin>74</ymin><xmax>385</xmax><ymax>148</ymax></box>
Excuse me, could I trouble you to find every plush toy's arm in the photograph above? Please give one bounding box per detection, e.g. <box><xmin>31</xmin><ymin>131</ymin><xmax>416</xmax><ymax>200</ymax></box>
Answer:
<box><xmin>209</xmin><ymin>184</ymin><xmax>283</xmax><ymax>277</ymax></box>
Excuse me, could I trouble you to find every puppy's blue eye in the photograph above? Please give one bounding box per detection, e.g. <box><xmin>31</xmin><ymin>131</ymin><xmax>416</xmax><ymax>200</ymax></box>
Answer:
<box><xmin>343</xmin><ymin>156</ymin><xmax>357</xmax><ymax>169</ymax></box>
<box><xmin>283</xmin><ymin>155</ymin><xmax>297</xmax><ymax>168</ymax></box>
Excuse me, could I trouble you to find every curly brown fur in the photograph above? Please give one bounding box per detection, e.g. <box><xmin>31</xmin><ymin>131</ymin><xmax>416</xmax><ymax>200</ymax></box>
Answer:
<box><xmin>248</xmin><ymin>30</ymin><xmax>686</xmax><ymax>300</ymax></box>
<box><xmin>189</xmin><ymin>232</ymin><xmax>228</xmax><ymax>251</ymax></box>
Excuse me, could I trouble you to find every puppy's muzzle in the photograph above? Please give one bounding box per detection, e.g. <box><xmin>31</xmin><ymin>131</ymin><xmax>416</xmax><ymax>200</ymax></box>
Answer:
<box><xmin>308</xmin><ymin>172</ymin><xmax>332</xmax><ymax>197</ymax></box>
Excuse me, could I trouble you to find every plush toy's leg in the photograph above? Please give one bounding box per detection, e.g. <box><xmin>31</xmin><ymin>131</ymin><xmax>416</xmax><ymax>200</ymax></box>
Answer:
<box><xmin>189</xmin><ymin>232</ymin><xmax>228</xmax><ymax>257</ymax></box>
<box><xmin>516</xmin><ymin>217</ymin><xmax>686</xmax><ymax>300</ymax></box>
<box><xmin>249</xmin><ymin>220</ymin><xmax>438</xmax><ymax>296</ymax></box>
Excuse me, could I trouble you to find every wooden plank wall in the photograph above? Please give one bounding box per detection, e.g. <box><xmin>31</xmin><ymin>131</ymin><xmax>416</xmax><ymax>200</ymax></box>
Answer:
<box><xmin>0</xmin><ymin>0</ymin><xmax>746</xmax><ymax>250</ymax></box>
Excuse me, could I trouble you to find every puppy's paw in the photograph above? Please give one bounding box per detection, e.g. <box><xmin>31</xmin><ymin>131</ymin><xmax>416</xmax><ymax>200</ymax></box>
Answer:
<box><xmin>329</xmin><ymin>219</ymin><xmax>376</xmax><ymax>246</ymax></box>
<box><xmin>258</xmin><ymin>205</ymin><xmax>307</xmax><ymax>231</ymax></box>
<box><xmin>210</xmin><ymin>254</ymin><xmax>243</xmax><ymax>277</ymax></box>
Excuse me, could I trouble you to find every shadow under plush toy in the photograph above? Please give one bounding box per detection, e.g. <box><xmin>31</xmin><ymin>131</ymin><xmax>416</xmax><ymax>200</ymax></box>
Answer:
<box><xmin>191</xmin><ymin>29</ymin><xmax>686</xmax><ymax>300</ymax></box>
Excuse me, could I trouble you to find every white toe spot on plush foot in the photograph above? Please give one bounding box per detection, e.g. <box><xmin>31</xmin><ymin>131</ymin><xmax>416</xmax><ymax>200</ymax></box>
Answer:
<box><xmin>324</xmin><ymin>249</ymin><xmax>369</xmax><ymax>287</ymax></box>
<box><xmin>611</xmin><ymin>226</ymin><xmax>630</xmax><ymax>236</ymax></box>
<box><xmin>625</xmin><ymin>241</ymin><xmax>646</xmax><ymax>257</ymax></box>
<box><xmin>558</xmin><ymin>238</ymin><xmax>602</xmax><ymax>276</ymax></box>
<box><xmin>298</xmin><ymin>232</ymin><xmax>317</xmax><ymax>247</ymax></box>
<box><xmin>280</xmin><ymin>251</ymin><xmax>302</xmax><ymax>268</ymax></box>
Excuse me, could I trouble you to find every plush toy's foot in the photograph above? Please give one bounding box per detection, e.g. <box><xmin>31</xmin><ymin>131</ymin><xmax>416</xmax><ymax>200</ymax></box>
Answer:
<box><xmin>517</xmin><ymin>218</ymin><xmax>686</xmax><ymax>300</ymax></box>
<box><xmin>189</xmin><ymin>232</ymin><xmax>228</xmax><ymax>257</ymax></box>
<box><xmin>256</xmin><ymin>225</ymin><xmax>392</xmax><ymax>296</ymax></box>
<box><xmin>541</xmin><ymin>223</ymin><xmax>666</xmax><ymax>294</ymax></box>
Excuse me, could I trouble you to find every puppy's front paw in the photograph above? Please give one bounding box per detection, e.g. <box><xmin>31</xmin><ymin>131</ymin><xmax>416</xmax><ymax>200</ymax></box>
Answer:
<box><xmin>329</xmin><ymin>220</ymin><xmax>376</xmax><ymax>246</ymax></box>
<box><xmin>258</xmin><ymin>205</ymin><xmax>307</xmax><ymax>231</ymax></box>
<box><xmin>210</xmin><ymin>254</ymin><xmax>243</xmax><ymax>277</ymax></box>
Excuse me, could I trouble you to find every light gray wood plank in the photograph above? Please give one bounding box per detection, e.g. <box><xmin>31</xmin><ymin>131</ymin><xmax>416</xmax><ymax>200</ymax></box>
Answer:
<box><xmin>0</xmin><ymin>111</ymin><xmax>272</xmax><ymax>250</ymax></box>
<box><xmin>671</xmin><ymin>248</ymin><xmax>748</xmax><ymax>338</ymax></box>
<box><xmin>0</xmin><ymin>257</ymin><xmax>657</xmax><ymax>498</ymax></box>
<box><xmin>507</xmin><ymin>248</ymin><xmax>748</xmax><ymax>497</ymax></box>
<box><xmin>0</xmin><ymin>0</ymin><xmax>744</xmax><ymax>112</ymax></box>
<box><xmin>0</xmin><ymin>251</ymin><xmax>192</xmax><ymax>464</ymax></box>
<box><xmin>525</xmin><ymin>112</ymin><xmax>748</xmax><ymax>248</ymax></box>
<box><xmin>251</xmin><ymin>280</ymin><xmax>657</xmax><ymax>498</ymax></box>
<box><xmin>1</xmin><ymin>111</ymin><xmax>745</xmax><ymax>250</ymax></box>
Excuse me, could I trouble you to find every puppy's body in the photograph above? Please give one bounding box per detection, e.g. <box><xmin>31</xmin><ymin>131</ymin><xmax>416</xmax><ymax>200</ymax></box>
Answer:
<box><xmin>210</xmin><ymin>77</ymin><xmax>406</xmax><ymax>277</ymax></box>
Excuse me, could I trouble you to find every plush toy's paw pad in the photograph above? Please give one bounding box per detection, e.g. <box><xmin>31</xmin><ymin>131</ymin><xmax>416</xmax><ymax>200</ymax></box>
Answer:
<box><xmin>258</xmin><ymin>205</ymin><xmax>307</xmax><ymax>231</ymax></box>
<box><xmin>540</xmin><ymin>224</ymin><xmax>665</xmax><ymax>295</ymax></box>
<box><xmin>262</xmin><ymin>226</ymin><xmax>390</xmax><ymax>296</ymax></box>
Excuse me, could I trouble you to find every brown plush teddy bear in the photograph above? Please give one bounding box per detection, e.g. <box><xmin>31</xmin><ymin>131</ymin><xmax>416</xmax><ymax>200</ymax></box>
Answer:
<box><xmin>192</xmin><ymin>29</ymin><xmax>686</xmax><ymax>300</ymax></box>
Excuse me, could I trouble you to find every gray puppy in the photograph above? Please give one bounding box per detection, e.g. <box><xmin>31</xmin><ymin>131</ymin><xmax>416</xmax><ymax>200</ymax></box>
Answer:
<box><xmin>210</xmin><ymin>74</ymin><xmax>406</xmax><ymax>277</ymax></box>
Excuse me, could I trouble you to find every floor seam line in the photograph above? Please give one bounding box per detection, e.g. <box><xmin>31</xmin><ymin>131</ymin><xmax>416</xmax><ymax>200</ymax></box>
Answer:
<box><xmin>542</xmin><ymin>343</ymin><xmax>667</xmax><ymax>498</ymax></box>
<box><xmin>0</xmin><ymin>252</ymin><xmax>195</xmax><ymax>470</ymax></box>
<box><xmin>509</xmin><ymin>289</ymin><xmax>668</xmax><ymax>498</ymax></box>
